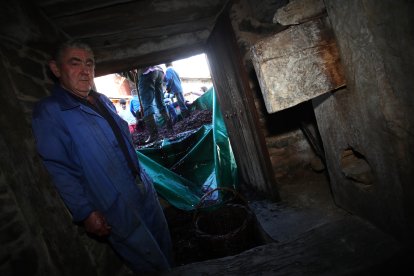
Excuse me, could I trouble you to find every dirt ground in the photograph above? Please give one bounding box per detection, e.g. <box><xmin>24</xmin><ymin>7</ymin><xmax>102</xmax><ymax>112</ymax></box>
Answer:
<box><xmin>132</xmin><ymin>109</ymin><xmax>213</xmax><ymax>148</ymax></box>
<box><xmin>161</xmin><ymin>171</ymin><xmax>412</xmax><ymax>275</ymax></box>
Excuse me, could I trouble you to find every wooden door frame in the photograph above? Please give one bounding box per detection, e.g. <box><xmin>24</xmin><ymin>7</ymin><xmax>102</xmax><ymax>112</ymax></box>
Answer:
<box><xmin>205</xmin><ymin>9</ymin><xmax>279</xmax><ymax>200</ymax></box>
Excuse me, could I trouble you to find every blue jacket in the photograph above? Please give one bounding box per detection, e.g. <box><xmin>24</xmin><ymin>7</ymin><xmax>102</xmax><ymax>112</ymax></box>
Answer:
<box><xmin>164</xmin><ymin>66</ymin><xmax>183</xmax><ymax>95</ymax></box>
<box><xmin>31</xmin><ymin>85</ymin><xmax>164</xmax><ymax>244</ymax></box>
<box><xmin>130</xmin><ymin>95</ymin><xmax>140</xmax><ymax>117</ymax></box>
<box><xmin>32</xmin><ymin>85</ymin><xmax>172</xmax><ymax>272</ymax></box>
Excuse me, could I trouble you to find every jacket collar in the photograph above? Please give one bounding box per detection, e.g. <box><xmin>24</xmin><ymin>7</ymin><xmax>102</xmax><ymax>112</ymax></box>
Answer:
<box><xmin>52</xmin><ymin>84</ymin><xmax>91</xmax><ymax>111</ymax></box>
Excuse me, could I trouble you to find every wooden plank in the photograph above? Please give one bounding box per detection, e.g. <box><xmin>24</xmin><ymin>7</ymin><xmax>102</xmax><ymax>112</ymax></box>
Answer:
<box><xmin>36</xmin><ymin>0</ymin><xmax>135</xmax><ymax>17</ymax></box>
<box><xmin>273</xmin><ymin>0</ymin><xmax>326</xmax><ymax>25</ymax></box>
<box><xmin>52</xmin><ymin>2</ymin><xmax>223</xmax><ymax>37</ymax></box>
<box><xmin>206</xmin><ymin>11</ymin><xmax>278</xmax><ymax>199</ymax></box>
<box><xmin>251</xmin><ymin>18</ymin><xmax>345</xmax><ymax>113</ymax></box>
<box><xmin>95</xmin><ymin>43</ymin><xmax>204</xmax><ymax>76</ymax></box>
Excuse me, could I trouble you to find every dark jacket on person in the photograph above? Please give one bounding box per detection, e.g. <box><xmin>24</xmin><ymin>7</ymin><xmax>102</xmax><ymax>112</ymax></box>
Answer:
<box><xmin>32</xmin><ymin>84</ymin><xmax>171</xmax><ymax>273</ymax></box>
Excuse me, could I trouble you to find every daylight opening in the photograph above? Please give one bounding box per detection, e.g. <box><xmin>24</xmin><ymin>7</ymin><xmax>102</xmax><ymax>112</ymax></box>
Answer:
<box><xmin>93</xmin><ymin>53</ymin><xmax>264</xmax><ymax>264</ymax></box>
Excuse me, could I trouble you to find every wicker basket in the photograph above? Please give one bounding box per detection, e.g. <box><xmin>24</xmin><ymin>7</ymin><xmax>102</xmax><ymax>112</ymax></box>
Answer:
<box><xmin>193</xmin><ymin>188</ymin><xmax>254</xmax><ymax>258</ymax></box>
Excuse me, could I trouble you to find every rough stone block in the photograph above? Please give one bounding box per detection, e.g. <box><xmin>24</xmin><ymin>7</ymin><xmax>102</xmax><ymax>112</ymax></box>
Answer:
<box><xmin>251</xmin><ymin>18</ymin><xmax>345</xmax><ymax>113</ymax></box>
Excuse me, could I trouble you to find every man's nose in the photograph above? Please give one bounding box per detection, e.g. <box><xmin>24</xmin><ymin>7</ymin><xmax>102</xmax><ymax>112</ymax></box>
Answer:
<box><xmin>81</xmin><ymin>63</ymin><xmax>93</xmax><ymax>74</ymax></box>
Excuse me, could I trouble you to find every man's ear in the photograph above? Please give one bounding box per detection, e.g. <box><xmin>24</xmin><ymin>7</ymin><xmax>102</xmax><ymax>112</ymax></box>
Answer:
<box><xmin>49</xmin><ymin>60</ymin><xmax>61</xmax><ymax>78</ymax></box>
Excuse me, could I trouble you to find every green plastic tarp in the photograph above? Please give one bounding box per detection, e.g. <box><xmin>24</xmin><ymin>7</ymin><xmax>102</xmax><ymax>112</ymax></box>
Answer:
<box><xmin>136</xmin><ymin>87</ymin><xmax>238</xmax><ymax>211</ymax></box>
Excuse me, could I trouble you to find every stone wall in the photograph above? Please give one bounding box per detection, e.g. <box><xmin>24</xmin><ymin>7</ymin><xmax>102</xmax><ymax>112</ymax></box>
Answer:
<box><xmin>0</xmin><ymin>1</ymin><xmax>124</xmax><ymax>275</ymax></box>
<box><xmin>314</xmin><ymin>0</ymin><xmax>414</xmax><ymax>241</ymax></box>
<box><xmin>230</xmin><ymin>0</ymin><xmax>414</xmax><ymax>242</ymax></box>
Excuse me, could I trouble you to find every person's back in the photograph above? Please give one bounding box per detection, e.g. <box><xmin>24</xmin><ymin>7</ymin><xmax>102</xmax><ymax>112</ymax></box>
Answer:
<box><xmin>164</xmin><ymin>64</ymin><xmax>183</xmax><ymax>95</ymax></box>
<box><xmin>164</xmin><ymin>62</ymin><xmax>189</xmax><ymax>118</ymax></box>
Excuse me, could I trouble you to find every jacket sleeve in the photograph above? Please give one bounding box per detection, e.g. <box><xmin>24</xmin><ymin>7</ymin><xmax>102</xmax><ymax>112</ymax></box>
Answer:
<box><xmin>32</xmin><ymin>103</ymin><xmax>94</xmax><ymax>222</ymax></box>
<box><xmin>164</xmin><ymin>69</ymin><xmax>173</xmax><ymax>93</ymax></box>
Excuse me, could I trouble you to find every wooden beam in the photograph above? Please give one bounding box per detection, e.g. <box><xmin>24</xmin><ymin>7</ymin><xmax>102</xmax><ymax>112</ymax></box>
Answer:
<box><xmin>206</xmin><ymin>10</ymin><xmax>279</xmax><ymax>199</ymax></box>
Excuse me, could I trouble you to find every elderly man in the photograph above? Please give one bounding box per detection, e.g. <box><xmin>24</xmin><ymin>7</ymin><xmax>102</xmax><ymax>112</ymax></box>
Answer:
<box><xmin>31</xmin><ymin>40</ymin><xmax>172</xmax><ymax>274</ymax></box>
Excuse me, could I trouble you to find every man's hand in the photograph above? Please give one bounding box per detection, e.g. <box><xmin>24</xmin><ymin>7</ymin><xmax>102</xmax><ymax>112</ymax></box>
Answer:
<box><xmin>84</xmin><ymin>211</ymin><xmax>111</xmax><ymax>237</ymax></box>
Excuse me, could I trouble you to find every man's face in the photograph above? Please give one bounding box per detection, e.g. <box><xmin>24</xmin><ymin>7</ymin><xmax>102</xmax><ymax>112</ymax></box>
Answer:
<box><xmin>50</xmin><ymin>47</ymin><xmax>95</xmax><ymax>97</ymax></box>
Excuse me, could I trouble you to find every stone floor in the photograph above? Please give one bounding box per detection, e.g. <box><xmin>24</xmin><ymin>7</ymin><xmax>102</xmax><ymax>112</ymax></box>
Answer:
<box><xmin>160</xmin><ymin>171</ymin><xmax>412</xmax><ymax>275</ymax></box>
